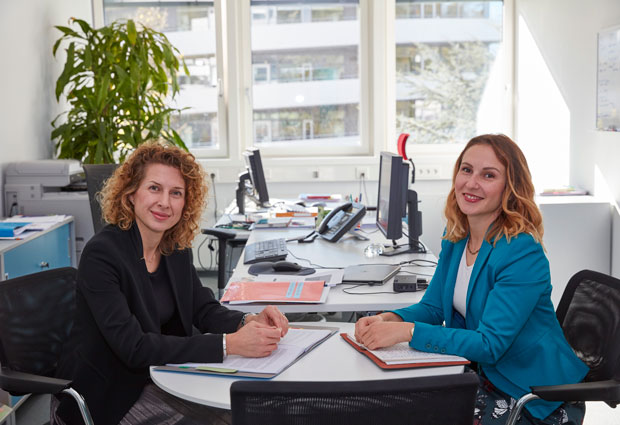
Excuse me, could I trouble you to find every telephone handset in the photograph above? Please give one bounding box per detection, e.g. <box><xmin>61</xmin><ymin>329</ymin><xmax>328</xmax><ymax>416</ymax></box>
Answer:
<box><xmin>317</xmin><ymin>202</ymin><xmax>367</xmax><ymax>242</ymax></box>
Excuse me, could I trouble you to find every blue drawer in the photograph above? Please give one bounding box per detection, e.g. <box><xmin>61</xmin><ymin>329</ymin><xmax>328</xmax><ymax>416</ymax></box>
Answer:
<box><xmin>4</xmin><ymin>223</ymin><xmax>71</xmax><ymax>279</ymax></box>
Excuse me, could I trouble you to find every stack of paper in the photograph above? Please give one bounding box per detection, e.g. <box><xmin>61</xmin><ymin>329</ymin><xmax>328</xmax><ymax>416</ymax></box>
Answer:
<box><xmin>0</xmin><ymin>215</ymin><xmax>70</xmax><ymax>240</ymax></box>
<box><xmin>0</xmin><ymin>222</ymin><xmax>31</xmax><ymax>238</ymax></box>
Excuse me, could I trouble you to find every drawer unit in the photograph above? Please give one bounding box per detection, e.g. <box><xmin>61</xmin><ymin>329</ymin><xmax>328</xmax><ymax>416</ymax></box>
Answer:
<box><xmin>0</xmin><ymin>219</ymin><xmax>74</xmax><ymax>281</ymax></box>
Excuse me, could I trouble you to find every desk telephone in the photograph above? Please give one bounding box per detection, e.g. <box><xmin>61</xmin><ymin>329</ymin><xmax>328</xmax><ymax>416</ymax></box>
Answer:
<box><xmin>316</xmin><ymin>202</ymin><xmax>366</xmax><ymax>242</ymax></box>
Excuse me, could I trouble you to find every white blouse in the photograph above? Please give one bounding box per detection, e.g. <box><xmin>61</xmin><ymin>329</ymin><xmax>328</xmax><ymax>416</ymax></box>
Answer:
<box><xmin>453</xmin><ymin>244</ymin><xmax>474</xmax><ymax>317</ymax></box>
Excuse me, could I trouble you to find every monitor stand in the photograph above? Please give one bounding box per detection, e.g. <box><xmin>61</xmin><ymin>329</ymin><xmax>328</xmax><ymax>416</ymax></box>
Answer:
<box><xmin>381</xmin><ymin>189</ymin><xmax>424</xmax><ymax>256</ymax></box>
<box><xmin>235</xmin><ymin>171</ymin><xmax>269</xmax><ymax>215</ymax></box>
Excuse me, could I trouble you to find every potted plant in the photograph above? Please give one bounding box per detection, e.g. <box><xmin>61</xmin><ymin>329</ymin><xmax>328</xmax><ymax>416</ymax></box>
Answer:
<box><xmin>51</xmin><ymin>18</ymin><xmax>189</xmax><ymax>164</ymax></box>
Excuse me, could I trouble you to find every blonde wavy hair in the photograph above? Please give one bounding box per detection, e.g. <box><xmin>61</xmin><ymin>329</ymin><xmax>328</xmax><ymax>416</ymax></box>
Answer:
<box><xmin>444</xmin><ymin>134</ymin><xmax>543</xmax><ymax>245</ymax></box>
<box><xmin>100</xmin><ymin>141</ymin><xmax>207</xmax><ymax>255</ymax></box>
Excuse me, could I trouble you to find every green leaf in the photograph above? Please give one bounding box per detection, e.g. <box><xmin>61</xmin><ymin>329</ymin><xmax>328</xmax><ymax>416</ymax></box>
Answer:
<box><xmin>54</xmin><ymin>25</ymin><xmax>80</xmax><ymax>38</ymax></box>
<box><xmin>55</xmin><ymin>42</ymin><xmax>75</xmax><ymax>100</ymax></box>
<box><xmin>72</xmin><ymin>18</ymin><xmax>93</xmax><ymax>37</ymax></box>
<box><xmin>127</xmin><ymin>20</ymin><xmax>137</xmax><ymax>46</ymax></box>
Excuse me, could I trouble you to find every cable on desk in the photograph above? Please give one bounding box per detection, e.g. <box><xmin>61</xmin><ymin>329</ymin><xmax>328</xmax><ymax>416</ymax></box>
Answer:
<box><xmin>400</xmin><ymin>258</ymin><xmax>438</xmax><ymax>267</ymax></box>
<box><xmin>395</xmin><ymin>269</ymin><xmax>434</xmax><ymax>278</ymax></box>
<box><xmin>285</xmin><ymin>249</ymin><xmax>344</xmax><ymax>270</ymax></box>
<box><xmin>342</xmin><ymin>284</ymin><xmax>398</xmax><ymax>295</ymax></box>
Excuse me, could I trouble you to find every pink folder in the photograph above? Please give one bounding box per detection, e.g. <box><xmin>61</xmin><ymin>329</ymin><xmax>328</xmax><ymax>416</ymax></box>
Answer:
<box><xmin>221</xmin><ymin>281</ymin><xmax>326</xmax><ymax>303</ymax></box>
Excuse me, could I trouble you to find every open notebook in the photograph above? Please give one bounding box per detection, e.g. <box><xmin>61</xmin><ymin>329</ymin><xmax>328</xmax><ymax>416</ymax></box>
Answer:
<box><xmin>342</xmin><ymin>333</ymin><xmax>469</xmax><ymax>369</ymax></box>
<box><xmin>155</xmin><ymin>326</ymin><xmax>337</xmax><ymax>379</ymax></box>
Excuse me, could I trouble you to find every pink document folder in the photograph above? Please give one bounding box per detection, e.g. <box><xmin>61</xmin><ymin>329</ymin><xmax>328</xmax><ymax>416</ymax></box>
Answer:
<box><xmin>221</xmin><ymin>281</ymin><xmax>326</xmax><ymax>304</ymax></box>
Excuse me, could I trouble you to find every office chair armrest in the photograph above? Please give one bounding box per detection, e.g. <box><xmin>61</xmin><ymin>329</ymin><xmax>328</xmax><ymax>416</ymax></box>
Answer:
<box><xmin>0</xmin><ymin>368</ymin><xmax>71</xmax><ymax>395</ymax></box>
<box><xmin>531</xmin><ymin>379</ymin><xmax>620</xmax><ymax>406</ymax></box>
<box><xmin>202</xmin><ymin>228</ymin><xmax>237</xmax><ymax>241</ymax></box>
<box><xmin>507</xmin><ymin>379</ymin><xmax>620</xmax><ymax>425</ymax></box>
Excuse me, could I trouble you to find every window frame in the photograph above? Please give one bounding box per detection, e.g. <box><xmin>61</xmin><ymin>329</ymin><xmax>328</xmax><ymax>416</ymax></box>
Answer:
<box><xmin>92</xmin><ymin>0</ymin><xmax>514</xmax><ymax>181</ymax></box>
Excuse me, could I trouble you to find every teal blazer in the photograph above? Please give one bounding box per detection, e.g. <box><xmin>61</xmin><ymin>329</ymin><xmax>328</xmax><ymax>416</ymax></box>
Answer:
<box><xmin>392</xmin><ymin>233</ymin><xmax>588</xmax><ymax>419</ymax></box>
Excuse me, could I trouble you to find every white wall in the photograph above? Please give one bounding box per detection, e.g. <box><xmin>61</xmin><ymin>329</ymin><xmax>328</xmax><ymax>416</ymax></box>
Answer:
<box><xmin>517</xmin><ymin>0</ymin><xmax>620</xmax><ymax>277</ymax></box>
<box><xmin>0</xmin><ymin>0</ymin><xmax>92</xmax><ymax>214</ymax></box>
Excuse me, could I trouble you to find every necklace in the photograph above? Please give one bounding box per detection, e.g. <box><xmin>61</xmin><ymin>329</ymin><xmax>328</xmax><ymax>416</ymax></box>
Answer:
<box><xmin>467</xmin><ymin>238</ymin><xmax>480</xmax><ymax>255</ymax></box>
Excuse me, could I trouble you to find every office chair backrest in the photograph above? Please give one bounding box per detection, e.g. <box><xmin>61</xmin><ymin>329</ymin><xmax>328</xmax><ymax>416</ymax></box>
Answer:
<box><xmin>0</xmin><ymin>267</ymin><xmax>77</xmax><ymax>378</ymax></box>
<box><xmin>230</xmin><ymin>372</ymin><xmax>479</xmax><ymax>425</ymax></box>
<box><xmin>83</xmin><ymin>163</ymin><xmax>118</xmax><ymax>234</ymax></box>
<box><xmin>556</xmin><ymin>269</ymin><xmax>620</xmax><ymax>382</ymax></box>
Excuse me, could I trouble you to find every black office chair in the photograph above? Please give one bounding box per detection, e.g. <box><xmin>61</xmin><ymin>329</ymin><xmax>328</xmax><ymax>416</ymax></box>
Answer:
<box><xmin>0</xmin><ymin>267</ymin><xmax>94</xmax><ymax>425</ymax></box>
<box><xmin>83</xmin><ymin>163</ymin><xmax>119</xmax><ymax>234</ymax></box>
<box><xmin>506</xmin><ymin>269</ymin><xmax>620</xmax><ymax>425</ymax></box>
<box><xmin>230</xmin><ymin>372</ymin><xmax>479</xmax><ymax>425</ymax></box>
<box><xmin>201</xmin><ymin>228</ymin><xmax>248</xmax><ymax>298</ymax></box>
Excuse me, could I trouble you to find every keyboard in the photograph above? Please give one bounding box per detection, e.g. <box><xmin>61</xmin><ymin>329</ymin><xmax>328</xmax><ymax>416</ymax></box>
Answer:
<box><xmin>243</xmin><ymin>238</ymin><xmax>288</xmax><ymax>264</ymax></box>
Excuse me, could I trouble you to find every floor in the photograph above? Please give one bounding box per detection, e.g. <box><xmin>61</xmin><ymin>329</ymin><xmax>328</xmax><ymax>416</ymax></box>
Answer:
<box><xmin>9</xmin><ymin>272</ymin><xmax>620</xmax><ymax>425</ymax></box>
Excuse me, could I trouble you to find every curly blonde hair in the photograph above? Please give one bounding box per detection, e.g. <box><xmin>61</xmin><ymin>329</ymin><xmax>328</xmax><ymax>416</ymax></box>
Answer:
<box><xmin>444</xmin><ymin>134</ymin><xmax>543</xmax><ymax>245</ymax></box>
<box><xmin>100</xmin><ymin>141</ymin><xmax>207</xmax><ymax>255</ymax></box>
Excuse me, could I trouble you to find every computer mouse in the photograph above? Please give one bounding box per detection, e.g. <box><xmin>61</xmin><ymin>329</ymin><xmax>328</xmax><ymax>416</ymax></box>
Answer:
<box><xmin>272</xmin><ymin>261</ymin><xmax>303</xmax><ymax>272</ymax></box>
<box><xmin>312</xmin><ymin>202</ymin><xmax>327</xmax><ymax>207</ymax></box>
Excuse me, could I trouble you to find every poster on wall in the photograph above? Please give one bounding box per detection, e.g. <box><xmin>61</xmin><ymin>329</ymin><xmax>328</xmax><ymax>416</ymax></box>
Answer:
<box><xmin>597</xmin><ymin>24</ymin><xmax>620</xmax><ymax>131</ymax></box>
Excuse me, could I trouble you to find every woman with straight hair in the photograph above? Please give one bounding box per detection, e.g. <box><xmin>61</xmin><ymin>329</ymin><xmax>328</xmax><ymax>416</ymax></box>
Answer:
<box><xmin>355</xmin><ymin>134</ymin><xmax>588</xmax><ymax>425</ymax></box>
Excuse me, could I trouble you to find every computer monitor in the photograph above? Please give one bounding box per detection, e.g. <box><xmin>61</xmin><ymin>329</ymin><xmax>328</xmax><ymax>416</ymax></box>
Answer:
<box><xmin>376</xmin><ymin>151</ymin><xmax>424</xmax><ymax>255</ymax></box>
<box><xmin>236</xmin><ymin>148</ymin><xmax>270</xmax><ymax>214</ymax></box>
<box><xmin>244</xmin><ymin>148</ymin><xmax>269</xmax><ymax>205</ymax></box>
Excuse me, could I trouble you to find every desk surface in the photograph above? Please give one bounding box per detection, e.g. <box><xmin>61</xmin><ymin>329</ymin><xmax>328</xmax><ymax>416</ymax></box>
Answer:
<box><xmin>150</xmin><ymin>322</ymin><xmax>463</xmax><ymax>409</ymax></box>
<box><xmin>224</xmin><ymin>223</ymin><xmax>437</xmax><ymax>313</ymax></box>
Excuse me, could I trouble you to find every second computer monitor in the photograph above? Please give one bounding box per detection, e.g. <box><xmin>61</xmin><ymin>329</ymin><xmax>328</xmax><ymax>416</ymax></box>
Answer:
<box><xmin>377</xmin><ymin>151</ymin><xmax>409</xmax><ymax>240</ymax></box>
<box><xmin>376</xmin><ymin>151</ymin><xmax>424</xmax><ymax>255</ymax></box>
<box><xmin>243</xmin><ymin>147</ymin><xmax>270</xmax><ymax>205</ymax></box>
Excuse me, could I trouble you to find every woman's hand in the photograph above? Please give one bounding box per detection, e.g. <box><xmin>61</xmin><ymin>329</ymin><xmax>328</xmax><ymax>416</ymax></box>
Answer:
<box><xmin>356</xmin><ymin>321</ymin><xmax>414</xmax><ymax>350</ymax></box>
<box><xmin>247</xmin><ymin>305</ymin><xmax>289</xmax><ymax>337</ymax></box>
<box><xmin>226</xmin><ymin>321</ymin><xmax>282</xmax><ymax>357</ymax></box>
<box><xmin>355</xmin><ymin>313</ymin><xmax>414</xmax><ymax>350</ymax></box>
<box><xmin>354</xmin><ymin>314</ymin><xmax>384</xmax><ymax>342</ymax></box>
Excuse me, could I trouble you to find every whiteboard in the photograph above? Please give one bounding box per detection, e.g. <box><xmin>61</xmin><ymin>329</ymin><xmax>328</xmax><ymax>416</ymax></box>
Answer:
<box><xmin>597</xmin><ymin>25</ymin><xmax>620</xmax><ymax>131</ymax></box>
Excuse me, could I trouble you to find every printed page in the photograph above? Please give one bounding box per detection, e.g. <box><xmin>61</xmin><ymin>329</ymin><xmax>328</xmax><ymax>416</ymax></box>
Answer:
<box><xmin>346</xmin><ymin>333</ymin><xmax>467</xmax><ymax>365</ymax></box>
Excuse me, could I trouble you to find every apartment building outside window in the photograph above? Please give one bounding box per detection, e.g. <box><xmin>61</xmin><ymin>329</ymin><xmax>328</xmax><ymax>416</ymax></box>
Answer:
<box><xmin>97</xmin><ymin>0</ymin><xmax>510</xmax><ymax>161</ymax></box>
<box><xmin>395</xmin><ymin>0</ymin><xmax>504</xmax><ymax>146</ymax></box>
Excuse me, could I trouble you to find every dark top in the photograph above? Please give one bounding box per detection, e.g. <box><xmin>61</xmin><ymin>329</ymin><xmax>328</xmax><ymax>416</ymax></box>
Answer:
<box><xmin>56</xmin><ymin>224</ymin><xmax>245</xmax><ymax>425</ymax></box>
<box><xmin>149</xmin><ymin>260</ymin><xmax>175</xmax><ymax>326</ymax></box>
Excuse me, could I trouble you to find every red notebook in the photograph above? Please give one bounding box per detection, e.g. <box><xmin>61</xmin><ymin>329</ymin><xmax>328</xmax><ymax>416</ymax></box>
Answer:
<box><xmin>221</xmin><ymin>281</ymin><xmax>326</xmax><ymax>304</ymax></box>
<box><xmin>341</xmin><ymin>333</ymin><xmax>470</xmax><ymax>370</ymax></box>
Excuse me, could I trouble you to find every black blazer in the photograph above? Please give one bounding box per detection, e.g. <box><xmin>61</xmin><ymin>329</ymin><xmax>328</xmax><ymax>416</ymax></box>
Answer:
<box><xmin>57</xmin><ymin>224</ymin><xmax>244</xmax><ymax>424</ymax></box>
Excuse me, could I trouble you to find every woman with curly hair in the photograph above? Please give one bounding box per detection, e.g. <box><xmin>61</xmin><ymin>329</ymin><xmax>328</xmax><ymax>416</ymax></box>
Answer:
<box><xmin>55</xmin><ymin>141</ymin><xmax>288</xmax><ymax>425</ymax></box>
<box><xmin>355</xmin><ymin>134</ymin><xmax>588</xmax><ymax>425</ymax></box>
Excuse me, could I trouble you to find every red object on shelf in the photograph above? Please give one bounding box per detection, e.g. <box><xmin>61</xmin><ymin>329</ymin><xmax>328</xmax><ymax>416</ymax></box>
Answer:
<box><xmin>397</xmin><ymin>133</ymin><xmax>410</xmax><ymax>160</ymax></box>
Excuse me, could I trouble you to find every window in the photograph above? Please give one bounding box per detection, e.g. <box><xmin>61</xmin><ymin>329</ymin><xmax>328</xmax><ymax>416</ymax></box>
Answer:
<box><xmin>95</xmin><ymin>0</ymin><xmax>512</xmax><ymax>174</ymax></box>
<box><xmin>395</xmin><ymin>0</ymin><xmax>506</xmax><ymax>147</ymax></box>
<box><xmin>101</xmin><ymin>0</ymin><xmax>227</xmax><ymax>157</ymax></box>
<box><xmin>248</xmin><ymin>0</ymin><xmax>364</xmax><ymax>156</ymax></box>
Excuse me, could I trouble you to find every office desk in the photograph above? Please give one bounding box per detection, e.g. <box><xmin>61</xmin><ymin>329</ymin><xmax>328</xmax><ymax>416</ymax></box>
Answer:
<box><xmin>150</xmin><ymin>322</ymin><xmax>463</xmax><ymax>410</ymax></box>
<box><xmin>223</xmin><ymin>224</ymin><xmax>437</xmax><ymax>313</ymax></box>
